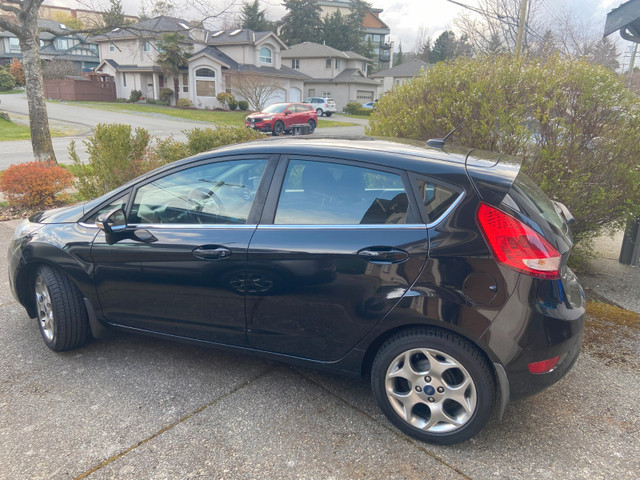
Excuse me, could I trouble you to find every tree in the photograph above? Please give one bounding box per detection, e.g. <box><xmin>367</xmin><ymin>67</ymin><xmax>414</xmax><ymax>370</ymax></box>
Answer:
<box><xmin>103</xmin><ymin>0</ymin><xmax>126</xmax><ymax>29</ymax></box>
<box><xmin>48</xmin><ymin>11</ymin><xmax>84</xmax><ymax>30</ymax></box>
<box><xmin>368</xmin><ymin>55</ymin><xmax>640</xmax><ymax>247</ymax></box>
<box><xmin>156</xmin><ymin>33</ymin><xmax>191</xmax><ymax>105</ymax></box>
<box><xmin>0</xmin><ymin>0</ymin><xmax>56</xmax><ymax>161</ymax></box>
<box><xmin>279</xmin><ymin>0</ymin><xmax>323</xmax><ymax>46</ymax></box>
<box><xmin>228</xmin><ymin>73</ymin><xmax>283</xmax><ymax>111</ymax></box>
<box><xmin>240</xmin><ymin>0</ymin><xmax>274</xmax><ymax>32</ymax></box>
<box><xmin>430</xmin><ymin>31</ymin><xmax>457</xmax><ymax>63</ymax></box>
<box><xmin>322</xmin><ymin>10</ymin><xmax>350</xmax><ymax>51</ymax></box>
<box><xmin>395</xmin><ymin>43</ymin><xmax>404</xmax><ymax>66</ymax></box>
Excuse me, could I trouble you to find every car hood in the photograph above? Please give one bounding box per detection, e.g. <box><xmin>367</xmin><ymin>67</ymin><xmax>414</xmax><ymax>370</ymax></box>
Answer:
<box><xmin>29</xmin><ymin>202</ymin><xmax>87</xmax><ymax>224</ymax></box>
<box><xmin>247</xmin><ymin>113</ymin><xmax>275</xmax><ymax>120</ymax></box>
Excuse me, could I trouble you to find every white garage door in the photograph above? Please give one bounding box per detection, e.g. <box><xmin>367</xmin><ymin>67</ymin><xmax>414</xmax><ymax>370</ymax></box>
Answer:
<box><xmin>356</xmin><ymin>90</ymin><xmax>374</xmax><ymax>102</ymax></box>
<box><xmin>265</xmin><ymin>88</ymin><xmax>286</xmax><ymax>107</ymax></box>
<box><xmin>289</xmin><ymin>87</ymin><xmax>301</xmax><ymax>102</ymax></box>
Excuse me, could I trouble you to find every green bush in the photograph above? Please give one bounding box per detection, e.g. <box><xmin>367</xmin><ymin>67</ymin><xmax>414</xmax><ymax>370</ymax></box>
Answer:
<box><xmin>182</xmin><ymin>126</ymin><xmax>263</xmax><ymax>156</ymax></box>
<box><xmin>129</xmin><ymin>89</ymin><xmax>142</xmax><ymax>102</ymax></box>
<box><xmin>238</xmin><ymin>100</ymin><xmax>249</xmax><ymax>111</ymax></box>
<box><xmin>159</xmin><ymin>87</ymin><xmax>173</xmax><ymax>103</ymax></box>
<box><xmin>145</xmin><ymin>98</ymin><xmax>156</xmax><ymax>104</ymax></box>
<box><xmin>116</xmin><ymin>97</ymin><xmax>129</xmax><ymax>103</ymax></box>
<box><xmin>69</xmin><ymin>123</ymin><xmax>160</xmax><ymax>199</ymax></box>
<box><xmin>216</xmin><ymin>92</ymin><xmax>236</xmax><ymax>109</ymax></box>
<box><xmin>343</xmin><ymin>101</ymin><xmax>362</xmax><ymax>114</ymax></box>
<box><xmin>368</xmin><ymin>55</ymin><xmax>640</xmax><ymax>246</ymax></box>
<box><xmin>228</xmin><ymin>98</ymin><xmax>238</xmax><ymax>111</ymax></box>
<box><xmin>0</xmin><ymin>70</ymin><xmax>16</xmax><ymax>91</ymax></box>
<box><xmin>176</xmin><ymin>98</ymin><xmax>193</xmax><ymax>108</ymax></box>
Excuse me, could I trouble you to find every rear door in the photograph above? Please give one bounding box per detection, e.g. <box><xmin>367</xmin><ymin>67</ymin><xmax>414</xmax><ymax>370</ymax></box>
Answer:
<box><xmin>245</xmin><ymin>156</ymin><xmax>430</xmax><ymax>361</ymax></box>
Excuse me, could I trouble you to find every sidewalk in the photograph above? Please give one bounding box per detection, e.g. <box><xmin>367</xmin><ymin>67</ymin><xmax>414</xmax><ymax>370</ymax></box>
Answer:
<box><xmin>579</xmin><ymin>229</ymin><xmax>640</xmax><ymax>313</ymax></box>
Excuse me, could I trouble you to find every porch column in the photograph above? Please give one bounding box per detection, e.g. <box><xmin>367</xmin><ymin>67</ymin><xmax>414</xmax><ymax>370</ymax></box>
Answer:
<box><xmin>153</xmin><ymin>72</ymin><xmax>160</xmax><ymax>99</ymax></box>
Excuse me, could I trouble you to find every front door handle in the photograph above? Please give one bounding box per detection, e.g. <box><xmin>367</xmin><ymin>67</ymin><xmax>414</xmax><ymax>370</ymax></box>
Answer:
<box><xmin>358</xmin><ymin>247</ymin><xmax>409</xmax><ymax>264</ymax></box>
<box><xmin>192</xmin><ymin>246</ymin><xmax>232</xmax><ymax>260</ymax></box>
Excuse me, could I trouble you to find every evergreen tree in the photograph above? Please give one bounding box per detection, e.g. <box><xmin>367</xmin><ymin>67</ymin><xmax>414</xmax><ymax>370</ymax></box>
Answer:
<box><xmin>280</xmin><ymin>0</ymin><xmax>323</xmax><ymax>46</ymax></box>
<box><xmin>103</xmin><ymin>0</ymin><xmax>126</xmax><ymax>29</ymax></box>
<box><xmin>419</xmin><ymin>38</ymin><xmax>432</xmax><ymax>63</ymax></box>
<box><xmin>322</xmin><ymin>11</ymin><xmax>351</xmax><ymax>51</ymax></box>
<box><xmin>395</xmin><ymin>43</ymin><xmax>404</xmax><ymax>66</ymax></box>
<box><xmin>240</xmin><ymin>0</ymin><xmax>274</xmax><ymax>32</ymax></box>
<box><xmin>156</xmin><ymin>33</ymin><xmax>191</xmax><ymax>104</ymax></box>
<box><xmin>430</xmin><ymin>31</ymin><xmax>457</xmax><ymax>63</ymax></box>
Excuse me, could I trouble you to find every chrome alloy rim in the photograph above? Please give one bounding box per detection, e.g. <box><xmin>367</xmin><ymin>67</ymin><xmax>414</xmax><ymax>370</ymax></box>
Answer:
<box><xmin>35</xmin><ymin>276</ymin><xmax>54</xmax><ymax>342</ymax></box>
<box><xmin>384</xmin><ymin>348</ymin><xmax>477</xmax><ymax>433</ymax></box>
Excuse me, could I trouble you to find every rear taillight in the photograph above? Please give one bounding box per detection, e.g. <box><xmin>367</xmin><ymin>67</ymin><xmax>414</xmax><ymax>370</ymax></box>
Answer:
<box><xmin>477</xmin><ymin>203</ymin><xmax>561</xmax><ymax>279</ymax></box>
<box><xmin>528</xmin><ymin>356</ymin><xmax>560</xmax><ymax>374</ymax></box>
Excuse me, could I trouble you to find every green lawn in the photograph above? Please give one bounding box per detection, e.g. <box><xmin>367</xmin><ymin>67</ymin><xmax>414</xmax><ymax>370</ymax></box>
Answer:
<box><xmin>0</xmin><ymin>89</ymin><xmax>24</xmax><ymax>95</ymax></box>
<box><xmin>66</xmin><ymin>101</ymin><xmax>355</xmax><ymax>128</ymax></box>
<box><xmin>0</xmin><ymin>117</ymin><xmax>32</xmax><ymax>141</ymax></box>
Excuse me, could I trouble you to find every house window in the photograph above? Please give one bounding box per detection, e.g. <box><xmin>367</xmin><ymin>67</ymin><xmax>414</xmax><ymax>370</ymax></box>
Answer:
<box><xmin>122</xmin><ymin>72</ymin><xmax>127</xmax><ymax>87</ymax></box>
<box><xmin>308</xmin><ymin>89</ymin><xmax>315</xmax><ymax>97</ymax></box>
<box><xmin>291</xmin><ymin>59</ymin><xmax>299</xmax><ymax>70</ymax></box>
<box><xmin>143</xmin><ymin>41</ymin><xmax>152</xmax><ymax>52</ymax></box>
<box><xmin>335</xmin><ymin>58</ymin><xmax>341</xmax><ymax>69</ymax></box>
<box><xmin>362</xmin><ymin>62</ymin><xmax>367</xmax><ymax>71</ymax></box>
<box><xmin>325</xmin><ymin>58</ymin><xmax>331</xmax><ymax>68</ymax></box>
<box><xmin>259</xmin><ymin>47</ymin><xmax>272</xmax><ymax>64</ymax></box>
<box><xmin>109</xmin><ymin>42</ymin><xmax>115</xmax><ymax>52</ymax></box>
<box><xmin>321</xmin><ymin>91</ymin><xmax>332</xmax><ymax>98</ymax></box>
<box><xmin>195</xmin><ymin>68</ymin><xmax>216</xmax><ymax>97</ymax></box>
<box><xmin>56</xmin><ymin>38</ymin><xmax>69</xmax><ymax>50</ymax></box>
<box><xmin>182</xmin><ymin>73</ymin><xmax>189</xmax><ymax>93</ymax></box>
<box><xmin>9</xmin><ymin>37</ymin><xmax>20</xmax><ymax>52</ymax></box>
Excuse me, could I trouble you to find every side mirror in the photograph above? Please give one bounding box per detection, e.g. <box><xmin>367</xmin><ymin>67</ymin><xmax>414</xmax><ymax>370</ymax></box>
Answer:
<box><xmin>284</xmin><ymin>110</ymin><xmax>292</xmax><ymax>115</ymax></box>
<box><xmin>96</xmin><ymin>208</ymin><xmax>127</xmax><ymax>233</ymax></box>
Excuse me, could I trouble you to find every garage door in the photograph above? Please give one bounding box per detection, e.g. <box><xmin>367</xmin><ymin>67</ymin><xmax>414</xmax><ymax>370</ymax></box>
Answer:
<box><xmin>264</xmin><ymin>88</ymin><xmax>286</xmax><ymax>107</ymax></box>
<box><xmin>356</xmin><ymin>90</ymin><xmax>374</xmax><ymax>102</ymax></box>
<box><xmin>289</xmin><ymin>87</ymin><xmax>301</xmax><ymax>102</ymax></box>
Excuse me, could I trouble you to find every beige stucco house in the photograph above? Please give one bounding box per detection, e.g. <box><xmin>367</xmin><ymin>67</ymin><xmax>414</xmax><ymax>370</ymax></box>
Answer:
<box><xmin>369</xmin><ymin>59</ymin><xmax>429</xmax><ymax>95</ymax></box>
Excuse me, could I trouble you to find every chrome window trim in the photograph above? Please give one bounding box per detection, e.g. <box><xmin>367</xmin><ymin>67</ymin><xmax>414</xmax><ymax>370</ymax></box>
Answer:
<box><xmin>259</xmin><ymin>224</ymin><xmax>427</xmax><ymax>230</ymax></box>
<box><xmin>425</xmin><ymin>191</ymin><xmax>466</xmax><ymax>228</ymax></box>
<box><xmin>79</xmin><ymin>222</ymin><xmax>257</xmax><ymax>230</ymax></box>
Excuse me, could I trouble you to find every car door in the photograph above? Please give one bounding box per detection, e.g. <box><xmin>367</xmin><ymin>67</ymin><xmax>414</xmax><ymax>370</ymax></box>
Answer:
<box><xmin>90</xmin><ymin>156</ymin><xmax>276</xmax><ymax>345</ymax></box>
<box><xmin>246</xmin><ymin>156</ymin><xmax>430</xmax><ymax>362</ymax></box>
<box><xmin>282</xmin><ymin>104</ymin><xmax>297</xmax><ymax>129</ymax></box>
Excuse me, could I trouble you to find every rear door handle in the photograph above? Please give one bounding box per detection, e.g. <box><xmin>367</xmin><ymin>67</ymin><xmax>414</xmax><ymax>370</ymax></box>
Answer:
<box><xmin>358</xmin><ymin>247</ymin><xmax>409</xmax><ymax>264</ymax></box>
<box><xmin>192</xmin><ymin>246</ymin><xmax>232</xmax><ymax>260</ymax></box>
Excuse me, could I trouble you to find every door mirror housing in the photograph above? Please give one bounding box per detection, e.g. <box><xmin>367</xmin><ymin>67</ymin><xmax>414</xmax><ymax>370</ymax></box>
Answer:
<box><xmin>96</xmin><ymin>208</ymin><xmax>127</xmax><ymax>233</ymax></box>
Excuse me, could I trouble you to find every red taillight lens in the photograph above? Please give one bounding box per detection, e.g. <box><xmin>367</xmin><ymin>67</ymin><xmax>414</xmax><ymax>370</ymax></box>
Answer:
<box><xmin>528</xmin><ymin>356</ymin><xmax>560</xmax><ymax>374</ymax></box>
<box><xmin>477</xmin><ymin>203</ymin><xmax>561</xmax><ymax>279</ymax></box>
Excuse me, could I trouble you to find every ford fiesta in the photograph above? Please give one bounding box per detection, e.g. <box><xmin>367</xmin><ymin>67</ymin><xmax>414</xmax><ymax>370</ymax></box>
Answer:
<box><xmin>8</xmin><ymin>137</ymin><xmax>585</xmax><ymax>444</ymax></box>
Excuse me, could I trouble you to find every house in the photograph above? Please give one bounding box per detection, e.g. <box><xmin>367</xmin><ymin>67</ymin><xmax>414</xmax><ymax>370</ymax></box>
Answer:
<box><xmin>281</xmin><ymin>42</ymin><xmax>378</xmax><ymax>109</ymax></box>
<box><xmin>92</xmin><ymin>16</ymin><xmax>307</xmax><ymax>109</ymax></box>
<box><xmin>369</xmin><ymin>59</ymin><xmax>429</xmax><ymax>95</ymax></box>
<box><xmin>316</xmin><ymin>0</ymin><xmax>391</xmax><ymax>69</ymax></box>
<box><xmin>0</xmin><ymin>19</ymin><xmax>100</xmax><ymax>70</ymax></box>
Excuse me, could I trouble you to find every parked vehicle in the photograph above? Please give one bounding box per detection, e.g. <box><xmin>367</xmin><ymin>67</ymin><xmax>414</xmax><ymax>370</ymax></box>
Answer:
<box><xmin>9</xmin><ymin>137</ymin><xmax>585</xmax><ymax>445</ymax></box>
<box><xmin>303</xmin><ymin>97</ymin><xmax>336</xmax><ymax>117</ymax></box>
<box><xmin>245</xmin><ymin>103</ymin><xmax>317</xmax><ymax>135</ymax></box>
<box><xmin>362</xmin><ymin>101</ymin><xmax>375</xmax><ymax>109</ymax></box>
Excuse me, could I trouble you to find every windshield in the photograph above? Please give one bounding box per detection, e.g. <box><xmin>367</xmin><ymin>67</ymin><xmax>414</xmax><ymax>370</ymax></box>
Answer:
<box><xmin>263</xmin><ymin>104</ymin><xmax>287</xmax><ymax>113</ymax></box>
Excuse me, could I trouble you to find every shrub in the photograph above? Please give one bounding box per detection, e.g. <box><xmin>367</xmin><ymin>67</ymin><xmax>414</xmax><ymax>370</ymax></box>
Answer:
<box><xmin>183</xmin><ymin>126</ymin><xmax>263</xmax><ymax>156</ymax></box>
<box><xmin>9</xmin><ymin>58</ymin><xmax>25</xmax><ymax>86</ymax></box>
<box><xmin>0</xmin><ymin>160</ymin><xmax>73</xmax><ymax>208</ymax></box>
<box><xmin>145</xmin><ymin>98</ymin><xmax>157</xmax><ymax>104</ymax></box>
<box><xmin>216</xmin><ymin>92</ymin><xmax>235</xmax><ymax>109</ymax></box>
<box><xmin>343</xmin><ymin>101</ymin><xmax>362</xmax><ymax>114</ymax></box>
<box><xmin>69</xmin><ymin>123</ymin><xmax>160</xmax><ymax>199</ymax></box>
<box><xmin>368</xmin><ymin>55</ymin><xmax>640</xmax><ymax>246</ymax></box>
<box><xmin>176</xmin><ymin>98</ymin><xmax>193</xmax><ymax>108</ymax></box>
<box><xmin>0</xmin><ymin>71</ymin><xmax>16</xmax><ymax>91</ymax></box>
<box><xmin>238</xmin><ymin>100</ymin><xmax>249</xmax><ymax>111</ymax></box>
<box><xmin>228</xmin><ymin>98</ymin><xmax>238</xmax><ymax>111</ymax></box>
<box><xmin>159</xmin><ymin>87</ymin><xmax>173</xmax><ymax>103</ymax></box>
<box><xmin>129</xmin><ymin>89</ymin><xmax>142</xmax><ymax>103</ymax></box>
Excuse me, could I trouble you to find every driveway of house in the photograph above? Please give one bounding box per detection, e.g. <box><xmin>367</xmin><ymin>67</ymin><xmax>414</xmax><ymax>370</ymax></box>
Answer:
<box><xmin>0</xmin><ymin>217</ymin><xmax>638</xmax><ymax>480</ymax></box>
<box><xmin>0</xmin><ymin>93</ymin><xmax>367</xmax><ymax>168</ymax></box>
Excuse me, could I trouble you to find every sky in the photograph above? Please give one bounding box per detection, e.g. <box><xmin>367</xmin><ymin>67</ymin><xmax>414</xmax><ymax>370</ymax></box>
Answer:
<box><xmin>46</xmin><ymin>0</ymin><xmax>631</xmax><ymax>55</ymax></box>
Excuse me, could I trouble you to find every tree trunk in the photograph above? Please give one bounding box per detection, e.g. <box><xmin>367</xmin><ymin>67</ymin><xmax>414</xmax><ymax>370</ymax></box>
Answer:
<box><xmin>174</xmin><ymin>77</ymin><xmax>180</xmax><ymax>105</ymax></box>
<box><xmin>20</xmin><ymin>10</ymin><xmax>57</xmax><ymax>163</ymax></box>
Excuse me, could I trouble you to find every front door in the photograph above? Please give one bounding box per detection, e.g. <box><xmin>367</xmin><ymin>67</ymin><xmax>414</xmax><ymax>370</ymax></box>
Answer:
<box><xmin>91</xmin><ymin>157</ymin><xmax>274</xmax><ymax>345</ymax></box>
<box><xmin>246</xmin><ymin>157</ymin><xmax>429</xmax><ymax>361</ymax></box>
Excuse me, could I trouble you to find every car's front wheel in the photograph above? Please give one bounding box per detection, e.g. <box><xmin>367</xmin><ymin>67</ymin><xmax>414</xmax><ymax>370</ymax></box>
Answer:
<box><xmin>34</xmin><ymin>265</ymin><xmax>89</xmax><ymax>352</ymax></box>
<box><xmin>371</xmin><ymin>328</ymin><xmax>495</xmax><ymax>445</ymax></box>
<box><xmin>272</xmin><ymin>121</ymin><xmax>285</xmax><ymax>136</ymax></box>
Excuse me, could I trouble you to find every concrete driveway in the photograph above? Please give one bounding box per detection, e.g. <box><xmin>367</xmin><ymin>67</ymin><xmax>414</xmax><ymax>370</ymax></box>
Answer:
<box><xmin>0</xmin><ymin>93</ymin><xmax>366</xmax><ymax>168</ymax></box>
<box><xmin>0</xmin><ymin>218</ymin><xmax>638</xmax><ymax>480</ymax></box>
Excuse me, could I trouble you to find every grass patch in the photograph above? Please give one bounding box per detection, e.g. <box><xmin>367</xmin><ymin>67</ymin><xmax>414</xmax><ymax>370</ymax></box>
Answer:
<box><xmin>0</xmin><ymin>89</ymin><xmax>23</xmax><ymax>94</ymax></box>
<box><xmin>0</xmin><ymin>117</ymin><xmax>32</xmax><ymax>140</ymax></box>
<box><xmin>64</xmin><ymin>101</ymin><xmax>356</xmax><ymax>128</ymax></box>
<box><xmin>584</xmin><ymin>300</ymin><xmax>639</xmax><ymax>367</ymax></box>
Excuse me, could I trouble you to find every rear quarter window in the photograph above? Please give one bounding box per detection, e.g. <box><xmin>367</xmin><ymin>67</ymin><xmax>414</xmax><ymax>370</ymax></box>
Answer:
<box><xmin>414</xmin><ymin>178</ymin><xmax>461</xmax><ymax>224</ymax></box>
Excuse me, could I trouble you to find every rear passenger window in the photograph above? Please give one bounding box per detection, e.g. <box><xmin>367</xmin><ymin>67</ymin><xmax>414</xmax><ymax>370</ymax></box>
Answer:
<box><xmin>416</xmin><ymin>178</ymin><xmax>459</xmax><ymax>223</ymax></box>
<box><xmin>275</xmin><ymin>159</ymin><xmax>410</xmax><ymax>225</ymax></box>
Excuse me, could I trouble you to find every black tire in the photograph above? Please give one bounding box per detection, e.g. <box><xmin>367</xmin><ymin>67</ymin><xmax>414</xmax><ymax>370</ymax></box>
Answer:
<box><xmin>316</xmin><ymin>108</ymin><xmax>324</xmax><ymax>117</ymax></box>
<box><xmin>325</xmin><ymin>112</ymin><xmax>332</xmax><ymax>117</ymax></box>
<box><xmin>34</xmin><ymin>265</ymin><xmax>89</xmax><ymax>352</ymax></box>
<box><xmin>272</xmin><ymin>121</ymin><xmax>285</xmax><ymax>136</ymax></box>
<box><xmin>307</xmin><ymin>119</ymin><xmax>316</xmax><ymax>134</ymax></box>
<box><xmin>371</xmin><ymin>328</ymin><xmax>495</xmax><ymax>445</ymax></box>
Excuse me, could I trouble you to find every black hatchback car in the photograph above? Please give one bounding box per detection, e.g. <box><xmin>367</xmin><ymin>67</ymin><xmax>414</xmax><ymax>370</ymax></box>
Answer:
<box><xmin>8</xmin><ymin>137</ymin><xmax>585</xmax><ymax>444</ymax></box>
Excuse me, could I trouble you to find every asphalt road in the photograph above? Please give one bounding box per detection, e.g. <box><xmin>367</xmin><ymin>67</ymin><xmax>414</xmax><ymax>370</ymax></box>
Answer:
<box><xmin>0</xmin><ymin>217</ymin><xmax>638</xmax><ymax>480</ymax></box>
<box><xmin>0</xmin><ymin>93</ymin><xmax>367</xmax><ymax>168</ymax></box>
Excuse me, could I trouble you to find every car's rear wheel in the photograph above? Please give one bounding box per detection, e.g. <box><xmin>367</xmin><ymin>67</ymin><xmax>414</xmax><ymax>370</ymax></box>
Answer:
<box><xmin>316</xmin><ymin>108</ymin><xmax>324</xmax><ymax>117</ymax></box>
<box><xmin>34</xmin><ymin>265</ymin><xmax>89</xmax><ymax>352</ymax></box>
<box><xmin>272</xmin><ymin>121</ymin><xmax>285</xmax><ymax>136</ymax></box>
<box><xmin>307</xmin><ymin>119</ymin><xmax>316</xmax><ymax>134</ymax></box>
<box><xmin>325</xmin><ymin>112</ymin><xmax>332</xmax><ymax>117</ymax></box>
<box><xmin>371</xmin><ymin>328</ymin><xmax>495</xmax><ymax>445</ymax></box>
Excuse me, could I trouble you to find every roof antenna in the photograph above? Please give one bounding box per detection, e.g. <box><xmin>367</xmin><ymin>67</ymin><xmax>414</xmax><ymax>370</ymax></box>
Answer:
<box><xmin>426</xmin><ymin>121</ymin><xmax>465</xmax><ymax>148</ymax></box>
